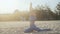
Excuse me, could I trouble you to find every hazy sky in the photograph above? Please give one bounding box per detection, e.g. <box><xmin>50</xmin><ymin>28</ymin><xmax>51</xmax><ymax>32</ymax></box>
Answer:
<box><xmin>0</xmin><ymin>0</ymin><xmax>60</xmax><ymax>14</ymax></box>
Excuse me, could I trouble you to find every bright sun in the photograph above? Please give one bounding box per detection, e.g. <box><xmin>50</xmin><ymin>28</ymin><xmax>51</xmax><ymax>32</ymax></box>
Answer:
<box><xmin>0</xmin><ymin>0</ymin><xmax>30</xmax><ymax>14</ymax></box>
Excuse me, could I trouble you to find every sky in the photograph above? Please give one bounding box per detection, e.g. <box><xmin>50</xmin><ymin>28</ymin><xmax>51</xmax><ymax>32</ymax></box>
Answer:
<box><xmin>0</xmin><ymin>0</ymin><xmax>60</xmax><ymax>14</ymax></box>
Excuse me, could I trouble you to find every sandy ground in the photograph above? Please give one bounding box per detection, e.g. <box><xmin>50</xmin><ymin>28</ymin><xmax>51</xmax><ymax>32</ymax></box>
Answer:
<box><xmin>0</xmin><ymin>21</ymin><xmax>60</xmax><ymax>34</ymax></box>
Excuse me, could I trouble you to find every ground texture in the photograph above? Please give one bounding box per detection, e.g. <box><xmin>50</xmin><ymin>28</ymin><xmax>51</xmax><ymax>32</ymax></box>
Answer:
<box><xmin>0</xmin><ymin>21</ymin><xmax>60</xmax><ymax>34</ymax></box>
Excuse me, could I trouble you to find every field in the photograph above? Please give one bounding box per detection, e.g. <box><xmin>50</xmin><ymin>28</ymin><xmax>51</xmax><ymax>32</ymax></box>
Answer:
<box><xmin>0</xmin><ymin>21</ymin><xmax>60</xmax><ymax>34</ymax></box>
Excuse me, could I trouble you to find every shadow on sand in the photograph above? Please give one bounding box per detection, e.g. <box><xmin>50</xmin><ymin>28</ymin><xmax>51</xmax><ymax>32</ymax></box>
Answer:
<box><xmin>24</xmin><ymin>28</ymin><xmax>52</xmax><ymax>33</ymax></box>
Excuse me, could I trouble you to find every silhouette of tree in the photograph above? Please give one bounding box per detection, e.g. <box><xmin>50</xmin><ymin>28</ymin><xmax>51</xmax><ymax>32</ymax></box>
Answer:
<box><xmin>34</xmin><ymin>5</ymin><xmax>56</xmax><ymax>20</ymax></box>
<box><xmin>55</xmin><ymin>2</ymin><xmax>60</xmax><ymax>19</ymax></box>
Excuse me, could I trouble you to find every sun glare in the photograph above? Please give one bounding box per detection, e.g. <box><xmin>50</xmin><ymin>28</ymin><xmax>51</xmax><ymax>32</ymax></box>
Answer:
<box><xmin>0</xmin><ymin>0</ymin><xmax>29</xmax><ymax>14</ymax></box>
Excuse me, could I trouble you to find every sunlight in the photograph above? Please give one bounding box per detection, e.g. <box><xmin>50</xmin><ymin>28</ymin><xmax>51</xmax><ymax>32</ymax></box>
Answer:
<box><xmin>0</xmin><ymin>0</ymin><xmax>29</xmax><ymax>14</ymax></box>
<box><xmin>0</xmin><ymin>0</ymin><xmax>59</xmax><ymax>14</ymax></box>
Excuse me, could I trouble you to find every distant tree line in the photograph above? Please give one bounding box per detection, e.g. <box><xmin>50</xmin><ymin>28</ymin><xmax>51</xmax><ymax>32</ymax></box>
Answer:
<box><xmin>33</xmin><ymin>5</ymin><xmax>56</xmax><ymax>20</ymax></box>
<box><xmin>29</xmin><ymin>2</ymin><xmax>60</xmax><ymax>20</ymax></box>
<box><xmin>16</xmin><ymin>2</ymin><xmax>60</xmax><ymax>21</ymax></box>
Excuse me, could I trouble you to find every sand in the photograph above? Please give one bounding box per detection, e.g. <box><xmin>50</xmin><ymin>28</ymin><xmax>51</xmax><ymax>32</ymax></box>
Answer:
<box><xmin>0</xmin><ymin>21</ymin><xmax>60</xmax><ymax>34</ymax></box>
